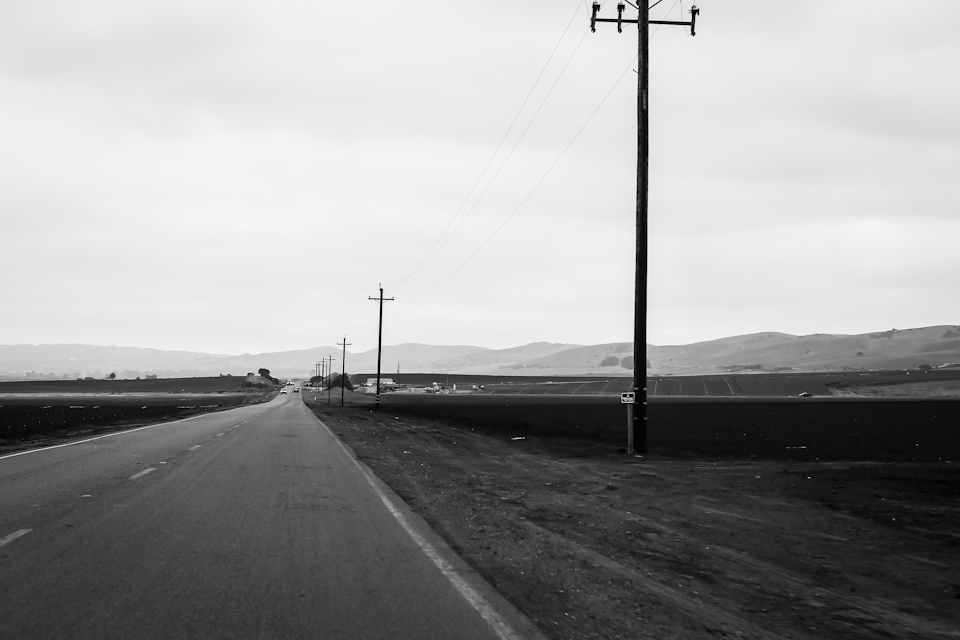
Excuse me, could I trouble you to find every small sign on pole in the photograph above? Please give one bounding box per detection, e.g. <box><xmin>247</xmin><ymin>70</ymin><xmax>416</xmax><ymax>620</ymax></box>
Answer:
<box><xmin>621</xmin><ymin>392</ymin><xmax>636</xmax><ymax>454</ymax></box>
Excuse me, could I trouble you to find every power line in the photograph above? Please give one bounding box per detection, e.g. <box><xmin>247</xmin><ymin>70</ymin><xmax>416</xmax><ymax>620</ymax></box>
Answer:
<box><xmin>405</xmin><ymin>26</ymin><xmax>593</xmax><ymax>282</ymax></box>
<box><xmin>386</xmin><ymin>2</ymin><xmax>585</xmax><ymax>292</ymax></box>
<box><xmin>406</xmin><ymin>53</ymin><xmax>640</xmax><ymax>300</ymax></box>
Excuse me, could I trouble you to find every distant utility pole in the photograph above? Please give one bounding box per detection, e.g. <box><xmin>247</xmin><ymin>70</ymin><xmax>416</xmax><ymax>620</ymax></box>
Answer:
<box><xmin>337</xmin><ymin>336</ymin><xmax>351</xmax><ymax>407</ymax></box>
<box><xmin>368</xmin><ymin>285</ymin><xmax>394</xmax><ymax>411</ymax></box>
<box><xmin>326</xmin><ymin>354</ymin><xmax>336</xmax><ymax>405</ymax></box>
<box><xmin>590</xmin><ymin>2</ymin><xmax>699</xmax><ymax>455</ymax></box>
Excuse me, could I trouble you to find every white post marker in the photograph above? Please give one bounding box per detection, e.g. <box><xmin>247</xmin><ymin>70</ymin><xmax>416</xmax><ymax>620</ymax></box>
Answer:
<box><xmin>621</xmin><ymin>392</ymin><xmax>636</xmax><ymax>455</ymax></box>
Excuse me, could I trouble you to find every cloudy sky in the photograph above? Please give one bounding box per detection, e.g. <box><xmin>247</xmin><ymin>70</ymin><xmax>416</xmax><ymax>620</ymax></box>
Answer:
<box><xmin>1</xmin><ymin>0</ymin><xmax>958</xmax><ymax>355</ymax></box>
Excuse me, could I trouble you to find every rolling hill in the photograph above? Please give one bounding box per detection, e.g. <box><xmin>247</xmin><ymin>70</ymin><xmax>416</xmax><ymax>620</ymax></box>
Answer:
<box><xmin>3</xmin><ymin>325</ymin><xmax>960</xmax><ymax>380</ymax></box>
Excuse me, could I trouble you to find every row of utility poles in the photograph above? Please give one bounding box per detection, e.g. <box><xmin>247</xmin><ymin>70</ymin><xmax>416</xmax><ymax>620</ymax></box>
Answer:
<box><xmin>314</xmin><ymin>4</ymin><xmax>700</xmax><ymax>454</ymax></box>
<box><xmin>311</xmin><ymin>335</ymin><xmax>351</xmax><ymax>407</ymax></box>
<box><xmin>308</xmin><ymin>285</ymin><xmax>393</xmax><ymax>411</ymax></box>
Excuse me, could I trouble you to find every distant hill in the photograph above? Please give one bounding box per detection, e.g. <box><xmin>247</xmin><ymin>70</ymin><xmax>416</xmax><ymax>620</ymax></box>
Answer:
<box><xmin>649</xmin><ymin>325</ymin><xmax>960</xmax><ymax>374</ymax></box>
<box><xmin>3</xmin><ymin>325</ymin><xmax>959</xmax><ymax>379</ymax></box>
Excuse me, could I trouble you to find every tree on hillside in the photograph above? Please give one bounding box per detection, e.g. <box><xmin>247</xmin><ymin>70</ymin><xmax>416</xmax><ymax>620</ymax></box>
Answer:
<box><xmin>599</xmin><ymin>356</ymin><xmax>620</xmax><ymax>367</ymax></box>
<box><xmin>108</xmin><ymin>372</ymin><xmax>116</xmax><ymax>380</ymax></box>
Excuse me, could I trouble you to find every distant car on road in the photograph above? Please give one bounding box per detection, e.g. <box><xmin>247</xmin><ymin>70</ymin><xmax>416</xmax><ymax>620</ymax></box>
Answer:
<box><xmin>798</xmin><ymin>392</ymin><xmax>812</xmax><ymax>397</ymax></box>
<box><xmin>280</xmin><ymin>389</ymin><xmax>288</xmax><ymax>395</ymax></box>
<box><xmin>293</xmin><ymin>387</ymin><xmax>300</xmax><ymax>393</ymax></box>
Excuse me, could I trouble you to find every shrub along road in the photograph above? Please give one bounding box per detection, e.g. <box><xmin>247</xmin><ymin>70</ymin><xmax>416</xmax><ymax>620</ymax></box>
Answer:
<box><xmin>307</xmin><ymin>391</ymin><xmax>960</xmax><ymax>640</ymax></box>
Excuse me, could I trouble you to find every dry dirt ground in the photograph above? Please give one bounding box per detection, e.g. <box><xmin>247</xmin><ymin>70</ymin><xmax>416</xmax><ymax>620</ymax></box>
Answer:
<box><xmin>306</xmin><ymin>395</ymin><xmax>960</xmax><ymax>640</ymax></box>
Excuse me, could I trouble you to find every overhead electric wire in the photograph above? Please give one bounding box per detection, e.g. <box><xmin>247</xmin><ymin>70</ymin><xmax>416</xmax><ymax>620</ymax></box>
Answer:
<box><xmin>407</xmin><ymin>25</ymin><xmax>592</xmax><ymax>278</ymax></box>
<box><xmin>405</xmin><ymin>53</ymin><xmax>640</xmax><ymax>300</ymax></box>
<box><xmin>399</xmin><ymin>0</ymin><xmax>688</xmax><ymax>299</ymax></box>
<box><xmin>650</xmin><ymin>0</ymin><xmax>681</xmax><ymax>39</ymax></box>
<box><xmin>386</xmin><ymin>2</ymin><xmax>585</xmax><ymax>293</ymax></box>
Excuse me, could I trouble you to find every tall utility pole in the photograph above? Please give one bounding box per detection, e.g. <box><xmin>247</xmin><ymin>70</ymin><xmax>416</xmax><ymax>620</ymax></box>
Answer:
<box><xmin>591</xmin><ymin>2</ymin><xmax>699</xmax><ymax>454</ymax></box>
<box><xmin>337</xmin><ymin>336</ymin><xmax>351</xmax><ymax>407</ymax></box>
<box><xmin>368</xmin><ymin>285</ymin><xmax>394</xmax><ymax>411</ymax></box>
<box><xmin>326</xmin><ymin>355</ymin><xmax>336</xmax><ymax>405</ymax></box>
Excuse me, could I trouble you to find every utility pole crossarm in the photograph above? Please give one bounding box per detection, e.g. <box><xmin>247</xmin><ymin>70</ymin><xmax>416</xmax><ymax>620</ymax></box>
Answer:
<box><xmin>592</xmin><ymin>3</ymin><xmax>698</xmax><ymax>36</ymax></box>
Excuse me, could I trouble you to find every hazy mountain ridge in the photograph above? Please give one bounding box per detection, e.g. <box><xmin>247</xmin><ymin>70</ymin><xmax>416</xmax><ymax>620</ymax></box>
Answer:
<box><xmin>3</xmin><ymin>325</ymin><xmax>959</xmax><ymax>379</ymax></box>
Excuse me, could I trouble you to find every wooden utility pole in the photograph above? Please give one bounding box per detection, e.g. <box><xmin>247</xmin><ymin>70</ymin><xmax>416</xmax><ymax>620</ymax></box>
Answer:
<box><xmin>590</xmin><ymin>2</ymin><xmax>699</xmax><ymax>454</ymax></box>
<box><xmin>368</xmin><ymin>285</ymin><xmax>394</xmax><ymax>411</ymax></box>
<box><xmin>326</xmin><ymin>355</ymin><xmax>336</xmax><ymax>405</ymax></box>
<box><xmin>337</xmin><ymin>336</ymin><xmax>351</xmax><ymax>407</ymax></box>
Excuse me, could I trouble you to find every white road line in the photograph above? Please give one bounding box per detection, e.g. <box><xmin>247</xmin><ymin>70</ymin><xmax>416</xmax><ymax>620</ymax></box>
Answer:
<box><xmin>130</xmin><ymin>467</ymin><xmax>156</xmax><ymax>480</ymax></box>
<box><xmin>188</xmin><ymin>445</ymin><xmax>201</xmax><ymax>451</ymax></box>
<box><xmin>0</xmin><ymin>407</ymin><xmax>275</xmax><ymax>463</ymax></box>
<box><xmin>0</xmin><ymin>414</ymin><xmax>204</xmax><ymax>461</ymax></box>
<box><xmin>0</xmin><ymin>529</ymin><xmax>32</xmax><ymax>549</ymax></box>
<box><xmin>216</xmin><ymin>433</ymin><xmax>224</xmax><ymax>437</ymax></box>
<box><xmin>315</xmin><ymin>417</ymin><xmax>522</xmax><ymax>640</ymax></box>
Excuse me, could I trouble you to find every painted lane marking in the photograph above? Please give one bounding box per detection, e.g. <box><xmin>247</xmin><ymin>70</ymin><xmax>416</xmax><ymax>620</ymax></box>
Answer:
<box><xmin>0</xmin><ymin>413</ymin><xmax>205</xmax><ymax>461</ymax></box>
<box><xmin>0</xmin><ymin>529</ymin><xmax>32</xmax><ymax>549</ymax></box>
<box><xmin>130</xmin><ymin>467</ymin><xmax>156</xmax><ymax>480</ymax></box>
<box><xmin>188</xmin><ymin>445</ymin><xmax>201</xmax><ymax>451</ymax></box>
<box><xmin>216</xmin><ymin>433</ymin><xmax>224</xmax><ymax>437</ymax></box>
<box><xmin>0</xmin><ymin>407</ymin><xmax>276</xmax><ymax>462</ymax></box>
<box><xmin>315</xmin><ymin>417</ymin><xmax>522</xmax><ymax>640</ymax></box>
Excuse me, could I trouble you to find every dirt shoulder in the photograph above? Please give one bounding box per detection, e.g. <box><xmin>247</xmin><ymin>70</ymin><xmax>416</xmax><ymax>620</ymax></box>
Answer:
<box><xmin>305</xmin><ymin>394</ymin><xmax>960</xmax><ymax>640</ymax></box>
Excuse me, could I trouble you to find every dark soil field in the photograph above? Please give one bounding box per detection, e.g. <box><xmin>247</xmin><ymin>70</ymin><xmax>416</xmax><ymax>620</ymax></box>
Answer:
<box><xmin>0</xmin><ymin>377</ymin><xmax>275</xmax><ymax>452</ymax></box>
<box><xmin>306</xmin><ymin>392</ymin><xmax>960</xmax><ymax>640</ymax></box>
<box><xmin>370</xmin><ymin>394</ymin><xmax>960</xmax><ymax>463</ymax></box>
<box><xmin>0</xmin><ymin>375</ymin><xmax>248</xmax><ymax>394</ymax></box>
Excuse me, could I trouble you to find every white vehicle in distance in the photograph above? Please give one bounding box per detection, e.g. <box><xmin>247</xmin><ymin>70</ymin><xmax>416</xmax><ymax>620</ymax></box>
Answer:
<box><xmin>280</xmin><ymin>388</ymin><xmax>288</xmax><ymax>395</ymax></box>
<box><xmin>293</xmin><ymin>386</ymin><xmax>300</xmax><ymax>393</ymax></box>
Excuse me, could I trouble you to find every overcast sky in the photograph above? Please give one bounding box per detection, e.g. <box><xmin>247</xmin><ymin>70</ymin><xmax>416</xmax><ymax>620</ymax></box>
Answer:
<box><xmin>2</xmin><ymin>0</ymin><xmax>958</xmax><ymax>354</ymax></box>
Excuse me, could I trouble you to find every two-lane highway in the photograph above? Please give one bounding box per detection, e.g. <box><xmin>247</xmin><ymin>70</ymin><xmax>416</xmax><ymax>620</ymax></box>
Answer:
<box><xmin>0</xmin><ymin>392</ymin><xmax>539</xmax><ymax>639</ymax></box>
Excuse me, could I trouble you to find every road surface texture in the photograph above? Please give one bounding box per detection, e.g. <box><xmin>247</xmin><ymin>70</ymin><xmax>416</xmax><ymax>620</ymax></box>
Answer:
<box><xmin>0</xmin><ymin>392</ymin><xmax>543</xmax><ymax>639</ymax></box>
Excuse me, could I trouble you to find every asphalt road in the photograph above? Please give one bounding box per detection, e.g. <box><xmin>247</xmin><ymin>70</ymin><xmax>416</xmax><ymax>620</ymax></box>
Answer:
<box><xmin>0</xmin><ymin>392</ymin><xmax>538</xmax><ymax>639</ymax></box>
